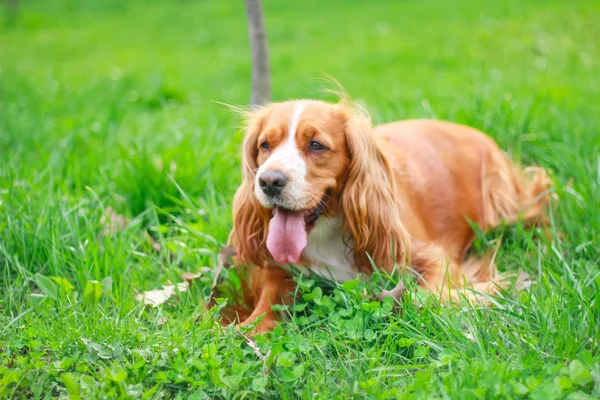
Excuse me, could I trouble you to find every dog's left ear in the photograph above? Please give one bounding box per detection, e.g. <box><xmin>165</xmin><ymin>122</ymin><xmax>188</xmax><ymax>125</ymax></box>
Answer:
<box><xmin>336</xmin><ymin>105</ymin><xmax>410</xmax><ymax>272</ymax></box>
<box><xmin>229</xmin><ymin>105</ymin><xmax>276</xmax><ymax>266</ymax></box>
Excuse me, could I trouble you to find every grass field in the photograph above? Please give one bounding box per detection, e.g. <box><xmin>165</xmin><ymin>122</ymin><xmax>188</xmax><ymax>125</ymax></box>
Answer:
<box><xmin>1</xmin><ymin>0</ymin><xmax>600</xmax><ymax>398</ymax></box>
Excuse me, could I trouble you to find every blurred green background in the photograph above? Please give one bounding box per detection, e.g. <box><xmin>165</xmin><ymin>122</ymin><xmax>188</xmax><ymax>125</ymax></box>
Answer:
<box><xmin>1</xmin><ymin>0</ymin><xmax>599</xmax><ymax>398</ymax></box>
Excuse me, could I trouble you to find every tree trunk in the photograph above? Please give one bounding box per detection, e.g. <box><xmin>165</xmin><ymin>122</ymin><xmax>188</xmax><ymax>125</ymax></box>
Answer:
<box><xmin>244</xmin><ymin>0</ymin><xmax>271</xmax><ymax>107</ymax></box>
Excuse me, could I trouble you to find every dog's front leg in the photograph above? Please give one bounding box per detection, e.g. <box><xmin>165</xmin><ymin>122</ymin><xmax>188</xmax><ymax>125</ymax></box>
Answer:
<box><xmin>240</xmin><ymin>266</ymin><xmax>296</xmax><ymax>334</ymax></box>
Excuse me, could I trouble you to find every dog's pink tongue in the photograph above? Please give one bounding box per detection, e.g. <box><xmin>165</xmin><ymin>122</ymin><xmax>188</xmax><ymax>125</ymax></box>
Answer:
<box><xmin>266</xmin><ymin>208</ymin><xmax>307</xmax><ymax>264</ymax></box>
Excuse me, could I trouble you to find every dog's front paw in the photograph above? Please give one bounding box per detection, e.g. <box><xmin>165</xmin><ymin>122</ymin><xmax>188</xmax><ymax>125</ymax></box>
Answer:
<box><xmin>239</xmin><ymin>313</ymin><xmax>278</xmax><ymax>335</ymax></box>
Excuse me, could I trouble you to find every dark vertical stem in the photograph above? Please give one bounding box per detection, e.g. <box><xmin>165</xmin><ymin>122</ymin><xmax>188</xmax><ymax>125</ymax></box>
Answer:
<box><xmin>244</xmin><ymin>0</ymin><xmax>271</xmax><ymax>107</ymax></box>
<box><xmin>6</xmin><ymin>0</ymin><xmax>19</xmax><ymax>26</ymax></box>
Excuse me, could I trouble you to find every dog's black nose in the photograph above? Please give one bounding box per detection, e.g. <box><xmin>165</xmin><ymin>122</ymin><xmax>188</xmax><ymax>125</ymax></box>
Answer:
<box><xmin>259</xmin><ymin>171</ymin><xmax>288</xmax><ymax>197</ymax></box>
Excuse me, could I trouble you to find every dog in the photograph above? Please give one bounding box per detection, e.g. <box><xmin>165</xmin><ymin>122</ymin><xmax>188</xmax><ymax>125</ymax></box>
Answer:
<box><xmin>225</xmin><ymin>99</ymin><xmax>551</xmax><ymax>333</ymax></box>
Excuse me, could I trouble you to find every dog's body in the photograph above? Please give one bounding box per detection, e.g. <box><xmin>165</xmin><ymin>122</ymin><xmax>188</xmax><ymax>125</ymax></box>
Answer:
<box><xmin>227</xmin><ymin>100</ymin><xmax>550</xmax><ymax>332</ymax></box>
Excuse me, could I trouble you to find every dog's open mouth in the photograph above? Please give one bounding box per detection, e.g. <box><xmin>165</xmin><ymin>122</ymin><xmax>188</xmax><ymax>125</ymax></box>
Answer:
<box><xmin>266</xmin><ymin>199</ymin><xmax>326</xmax><ymax>264</ymax></box>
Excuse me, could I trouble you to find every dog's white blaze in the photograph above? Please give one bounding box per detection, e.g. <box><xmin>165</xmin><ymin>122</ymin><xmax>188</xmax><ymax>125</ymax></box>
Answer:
<box><xmin>288</xmin><ymin>101</ymin><xmax>306</xmax><ymax>141</ymax></box>
<box><xmin>255</xmin><ymin>102</ymin><xmax>309</xmax><ymax>209</ymax></box>
<box><xmin>301</xmin><ymin>217</ymin><xmax>358</xmax><ymax>282</ymax></box>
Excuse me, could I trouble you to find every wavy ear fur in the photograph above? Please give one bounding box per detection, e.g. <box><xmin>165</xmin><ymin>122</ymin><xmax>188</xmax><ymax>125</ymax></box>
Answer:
<box><xmin>338</xmin><ymin>106</ymin><xmax>410</xmax><ymax>273</ymax></box>
<box><xmin>228</xmin><ymin>105</ymin><xmax>275</xmax><ymax>266</ymax></box>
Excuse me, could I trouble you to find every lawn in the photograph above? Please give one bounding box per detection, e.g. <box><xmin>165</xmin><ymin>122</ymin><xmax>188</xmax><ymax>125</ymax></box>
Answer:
<box><xmin>1</xmin><ymin>0</ymin><xmax>599</xmax><ymax>398</ymax></box>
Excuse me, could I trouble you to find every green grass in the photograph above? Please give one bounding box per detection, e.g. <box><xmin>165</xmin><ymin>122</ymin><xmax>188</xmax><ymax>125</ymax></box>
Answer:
<box><xmin>1</xmin><ymin>0</ymin><xmax>599</xmax><ymax>398</ymax></box>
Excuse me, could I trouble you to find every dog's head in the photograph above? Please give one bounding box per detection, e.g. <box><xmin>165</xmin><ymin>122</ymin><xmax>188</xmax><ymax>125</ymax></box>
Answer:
<box><xmin>230</xmin><ymin>100</ymin><xmax>408</xmax><ymax>271</ymax></box>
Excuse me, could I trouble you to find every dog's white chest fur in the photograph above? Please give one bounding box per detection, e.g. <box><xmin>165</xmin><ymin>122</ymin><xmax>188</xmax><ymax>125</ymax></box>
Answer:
<box><xmin>301</xmin><ymin>217</ymin><xmax>359</xmax><ymax>282</ymax></box>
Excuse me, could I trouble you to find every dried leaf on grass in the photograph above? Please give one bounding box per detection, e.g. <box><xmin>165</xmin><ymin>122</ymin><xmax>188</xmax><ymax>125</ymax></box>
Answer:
<box><xmin>378</xmin><ymin>280</ymin><xmax>407</xmax><ymax>301</ymax></box>
<box><xmin>135</xmin><ymin>282</ymin><xmax>189</xmax><ymax>307</ymax></box>
<box><xmin>242</xmin><ymin>334</ymin><xmax>272</xmax><ymax>376</ymax></box>
<box><xmin>99</xmin><ymin>207</ymin><xmax>128</xmax><ymax>236</ymax></box>
<box><xmin>181</xmin><ymin>267</ymin><xmax>211</xmax><ymax>285</ymax></box>
<box><xmin>218</xmin><ymin>246</ymin><xmax>237</xmax><ymax>269</ymax></box>
<box><xmin>144</xmin><ymin>232</ymin><xmax>162</xmax><ymax>253</ymax></box>
<box><xmin>214</xmin><ymin>246</ymin><xmax>236</xmax><ymax>286</ymax></box>
<box><xmin>243</xmin><ymin>334</ymin><xmax>271</xmax><ymax>361</ymax></box>
<box><xmin>136</xmin><ymin>268</ymin><xmax>210</xmax><ymax>307</ymax></box>
<box><xmin>180</xmin><ymin>271</ymin><xmax>202</xmax><ymax>283</ymax></box>
<box><xmin>504</xmin><ymin>270</ymin><xmax>536</xmax><ymax>292</ymax></box>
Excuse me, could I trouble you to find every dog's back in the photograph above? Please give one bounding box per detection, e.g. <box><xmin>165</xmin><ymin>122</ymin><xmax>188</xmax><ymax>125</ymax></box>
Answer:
<box><xmin>373</xmin><ymin>119</ymin><xmax>551</xmax><ymax>258</ymax></box>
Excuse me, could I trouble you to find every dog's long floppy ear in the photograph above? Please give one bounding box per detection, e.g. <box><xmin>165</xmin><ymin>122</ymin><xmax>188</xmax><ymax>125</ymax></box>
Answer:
<box><xmin>228</xmin><ymin>105</ymin><xmax>275</xmax><ymax>266</ymax></box>
<box><xmin>338</xmin><ymin>105</ymin><xmax>410</xmax><ymax>273</ymax></box>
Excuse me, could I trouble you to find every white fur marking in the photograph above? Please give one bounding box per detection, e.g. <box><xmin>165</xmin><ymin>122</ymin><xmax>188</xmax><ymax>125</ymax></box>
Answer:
<box><xmin>288</xmin><ymin>101</ymin><xmax>306</xmax><ymax>139</ymax></box>
<box><xmin>301</xmin><ymin>217</ymin><xmax>358</xmax><ymax>282</ymax></box>
<box><xmin>255</xmin><ymin>102</ymin><xmax>309</xmax><ymax>210</ymax></box>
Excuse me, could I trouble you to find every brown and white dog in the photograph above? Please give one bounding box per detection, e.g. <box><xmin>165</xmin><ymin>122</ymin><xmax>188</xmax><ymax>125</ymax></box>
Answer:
<box><xmin>226</xmin><ymin>99</ymin><xmax>551</xmax><ymax>332</ymax></box>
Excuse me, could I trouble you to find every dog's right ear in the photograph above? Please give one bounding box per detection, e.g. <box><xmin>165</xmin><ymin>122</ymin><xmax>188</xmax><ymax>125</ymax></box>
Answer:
<box><xmin>336</xmin><ymin>104</ymin><xmax>410</xmax><ymax>273</ymax></box>
<box><xmin>229</xmin><ymin>105</ymin><xmax>276</xmax><ymax>266</ymax></box>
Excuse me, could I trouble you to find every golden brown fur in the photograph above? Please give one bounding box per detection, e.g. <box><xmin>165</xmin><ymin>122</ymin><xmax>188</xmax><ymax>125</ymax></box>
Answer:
<box><xmin>227</xmin><ymin>100</ymin><xmax>551</xmax><ymax>333</ymax></box>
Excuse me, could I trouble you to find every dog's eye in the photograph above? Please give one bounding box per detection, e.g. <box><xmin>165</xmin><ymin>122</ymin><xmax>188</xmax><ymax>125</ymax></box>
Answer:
<box><xmin>259</xmin><ymin>141</ymin><xmax>270</xmax><ymax>151</ymax></box>
<box><xmin>309</xmin><ymin>141</ymin><xmax>326</xmax><ymax>152</ymax></box>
